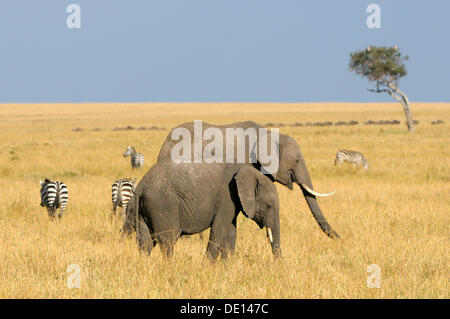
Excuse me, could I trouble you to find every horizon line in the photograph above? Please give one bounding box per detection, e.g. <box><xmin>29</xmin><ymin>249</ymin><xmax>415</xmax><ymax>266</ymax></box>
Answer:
<box><xmin>0</xmin><ymin>101</ymin><xmax>449</xmax><ymax>105</ymax></box>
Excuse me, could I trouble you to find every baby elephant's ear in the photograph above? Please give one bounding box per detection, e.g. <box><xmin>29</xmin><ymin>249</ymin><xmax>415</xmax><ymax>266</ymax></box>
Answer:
<box><xmin>235</xmin><ymin>166</ymin><xmax>258</xmax><ymax>219</ymax></box>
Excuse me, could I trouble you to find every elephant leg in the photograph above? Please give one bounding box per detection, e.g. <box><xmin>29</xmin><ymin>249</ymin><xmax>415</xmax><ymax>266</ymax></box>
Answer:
<box><xmin>206</xmin><ymin>224</ymin><xmax>222</xmax><ymax>260</ymax></box>
<box><xmin>162</xmin><ymin>241</ymin><xmax>175</xmax><ymax>258</ymax></box>
<box><xmin>207</xmin><ymin>221</ymin><xmax>236</xmax><ymax>260</ymax></box>
<box><xmin>137</xmin><ymin>216</ymin><xmax>154</xmax><ymax>256</ymax></box>
<box><xmin>206</xmin><ymin>235</ymin><xmax>221</xmax><ymax>260</ymax></box>
<box><xmin>156</xmin><ymin>229</ymin><xmax>179</xmax><ymax>258</ymax></box>
<box><xmin>220</xmin><ymin>223</ymin><xmax>237</xmax><ymax>260</ymax></box>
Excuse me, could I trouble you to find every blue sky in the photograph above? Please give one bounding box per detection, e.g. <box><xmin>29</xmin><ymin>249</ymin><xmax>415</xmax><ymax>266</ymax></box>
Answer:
<box><xmin>0</xmin><ymin>0</ymin><xmax>449</xmax><ymax>102</ymax></box>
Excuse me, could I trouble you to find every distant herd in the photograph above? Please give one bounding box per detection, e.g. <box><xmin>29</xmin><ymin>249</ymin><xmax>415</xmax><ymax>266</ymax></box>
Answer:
<box><xmin>72</xmin><ymin>119</ymin><xmax>444</xmax><ymax>132</ymax></box>
<box><xmin>264</xmin><ymin>119</ymin><xmax>443</xmax><ymax>127</ymax></box>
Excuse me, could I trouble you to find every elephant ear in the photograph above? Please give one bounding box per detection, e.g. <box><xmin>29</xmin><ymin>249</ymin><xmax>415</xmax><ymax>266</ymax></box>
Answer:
<box><xmin>254</xmin><ymin>129</ymin><xmax>280</xmax><ymax>180</ymax></box>
<box><xmin>235</xmin><ymin>166</ymin><xmax>259</xmax><ymax>219</ymax></box>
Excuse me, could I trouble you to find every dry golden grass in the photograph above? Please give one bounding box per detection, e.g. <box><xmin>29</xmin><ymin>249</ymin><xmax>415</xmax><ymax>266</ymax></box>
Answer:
<box><xmin>0</xmin><ymin>102</ymin><xmax>448</xmax><ymax>298</ymax></box>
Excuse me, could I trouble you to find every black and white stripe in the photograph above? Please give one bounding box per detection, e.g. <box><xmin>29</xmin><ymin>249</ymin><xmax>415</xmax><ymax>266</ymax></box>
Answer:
<box><xmin>40</xmin><ymin>179</ymin><xmax>69</xmax><ymax>218</ymax></box>
<box><xmin>123</xmin><ymin>146</ymin><xmax>144</xmax><ymax>169</ymax></box>
<box><xmin>335</xmin><ymin>150</ymin><xmax>369</xmax><ymax>170</ymax></box>
<box><xmin>112</xmin><ymin>178</ymin><xmax>137</xmax><ymax>221</ymax></box>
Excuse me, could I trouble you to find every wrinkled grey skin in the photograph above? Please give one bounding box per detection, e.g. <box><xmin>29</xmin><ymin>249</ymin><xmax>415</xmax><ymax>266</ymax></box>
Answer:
<box><xmin>157</xmin><ymin>121</ymin><xmax>339</xmax><ymax>239</ymax></box>
<box><xmin>123</xmin><ymin>163</ymin><xmax>281</xmax><ymax>259</ymax></box>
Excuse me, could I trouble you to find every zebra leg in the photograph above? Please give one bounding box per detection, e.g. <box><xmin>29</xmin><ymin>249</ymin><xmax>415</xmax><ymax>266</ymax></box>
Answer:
<box><xmin>58</xmin><ymin>207</ymin><xmax>66</xmax><ymax>219</ymax></box>
<box><xmin>121</xmin><ymin>207</ymin><xmax>127</xmax><ymax>223</ymax></box>
<box><xmin>48</xmin><ymin>207</ymin><xmax>56</xmax><ymax>219</ymax></box>
<box><xmin>111</xmin><ymin>204</ymin><xmax>117</xmax><ymax>220</ymax></box>
<box><xmin>116</xmin><ymin>205</ymin><xmax>121</xmax><ymax>220</ymax></box>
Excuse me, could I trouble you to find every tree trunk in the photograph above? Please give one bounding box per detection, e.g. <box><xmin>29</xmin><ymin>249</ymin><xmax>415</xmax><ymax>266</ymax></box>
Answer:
<box><xmin>401</xmin><ymin>100</ymin><xmax>414</xmax><ymax>132</ymax></box>
<box><xmin>388</xmin><ymin>84</ymin><xmax>414</xmax><ymax>132</ymax></box>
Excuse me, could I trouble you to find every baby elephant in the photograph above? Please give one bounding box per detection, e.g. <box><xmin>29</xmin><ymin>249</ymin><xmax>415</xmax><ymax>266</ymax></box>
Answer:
<box><xmin>123</xmin><ymin>163</ymin><xmax>281</xmax><ymax>260</ymax></box>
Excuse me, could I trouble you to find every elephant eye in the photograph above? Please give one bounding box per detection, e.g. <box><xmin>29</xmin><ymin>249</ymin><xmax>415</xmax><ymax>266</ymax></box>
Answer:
<box><xmin>296</xmin><ymin>159</ymin><xmax>300</xmax><ymax>163</ymax></box>
<box><xmin>267</xmin><ymin>203</ymin><xmax>272</xmax><ymax>209</ymax></box>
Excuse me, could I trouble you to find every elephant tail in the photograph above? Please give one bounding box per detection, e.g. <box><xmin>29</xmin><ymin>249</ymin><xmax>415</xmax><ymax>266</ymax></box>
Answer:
<box><xmin>121</xmin><ymin>187</ymin><xmax>141</xmax><ymax>237</ymax></box>
<box><xmin>133</xmin><ymin>188</ymin><xmax>141</xmax><ymax>243</ymax></box>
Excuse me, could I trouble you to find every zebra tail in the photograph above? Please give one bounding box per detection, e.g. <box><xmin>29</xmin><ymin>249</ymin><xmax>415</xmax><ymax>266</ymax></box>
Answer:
<box><xmin>117</xmin><ymin>185</ymin><xmax>122</xmax><ymax>219</ymax></box>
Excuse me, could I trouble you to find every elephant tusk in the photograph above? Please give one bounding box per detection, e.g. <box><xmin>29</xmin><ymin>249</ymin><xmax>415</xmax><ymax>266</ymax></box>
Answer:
<box><xmin>301</xmin><ymin>183</ymin><xmax>336</xmax><ymax>197</ymax></box>
<box><xmin>266</xmin><ymin>227</ymin><xmax>273</xmax><ymax>244</ymax></box>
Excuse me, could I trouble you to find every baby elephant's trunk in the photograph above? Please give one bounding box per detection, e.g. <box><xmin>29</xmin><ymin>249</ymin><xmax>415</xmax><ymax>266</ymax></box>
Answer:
<box><xmin>267</xmin><ymin>219</ymin><xmax>281</xmax><ymax>258</ymax></box>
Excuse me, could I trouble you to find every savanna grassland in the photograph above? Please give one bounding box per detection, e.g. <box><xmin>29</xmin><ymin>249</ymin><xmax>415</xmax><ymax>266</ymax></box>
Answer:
<box><xmin>0</xmin><ymin>102</ymin><xmax>448</xmax><ymax>298</ymax></box>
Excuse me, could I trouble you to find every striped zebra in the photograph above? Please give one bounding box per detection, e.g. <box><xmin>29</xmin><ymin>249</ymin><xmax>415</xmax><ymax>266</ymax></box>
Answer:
<box><xmin>123</xmin><ymin>146</ymin><xmax>144</xmax><ymax>169</ymax></box>
<box><xmin>39</xmin><ymin>179</ymin><xmax>69</xmax><ymax>218</ymax></box>
<box><xmin>112</xmin><ymin>178</ymin><xmax>137</xmax><ymax>221</ymax></box>
<box><xmin>335</xmin><ymin>150</ymin><xmax>369</xmax><ymax>170</ymax></box>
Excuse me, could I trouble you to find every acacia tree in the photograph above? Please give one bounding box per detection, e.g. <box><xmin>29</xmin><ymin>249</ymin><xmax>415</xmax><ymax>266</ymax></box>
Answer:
<box><xmin>349</xmin><ymin>46</ymin><xmax>414</xmax><ymax>132</ymax></box>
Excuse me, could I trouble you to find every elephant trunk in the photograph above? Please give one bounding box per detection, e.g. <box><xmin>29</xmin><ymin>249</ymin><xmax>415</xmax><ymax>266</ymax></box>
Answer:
<box><xmin>300</xmin><ymin>185</ymin><xmax>340</xmax><ymax>239</ymax></box>
<box><xmin>291</xmin><ymin>164</ymin><xmax>339</xmax><ymax>239</ymax></box>
<box><xmin>267</xmin><ymin>218</ymin><xmax>281</xmax><ymax>258</ymax></box>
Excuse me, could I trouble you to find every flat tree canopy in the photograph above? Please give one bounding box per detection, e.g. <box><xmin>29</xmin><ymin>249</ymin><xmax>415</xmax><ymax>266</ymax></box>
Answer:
<box><xmin>349</xmin><ymin>46</ymin><xmax>414</xmax><ymax>132</ymax></box>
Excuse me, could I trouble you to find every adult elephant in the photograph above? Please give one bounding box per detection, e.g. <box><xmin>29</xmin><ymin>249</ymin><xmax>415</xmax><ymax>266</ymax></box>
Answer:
<box><xmin>156</xmin><ymin>120</ymin><xmax>339</xmax><ymax>239</ymax></box>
